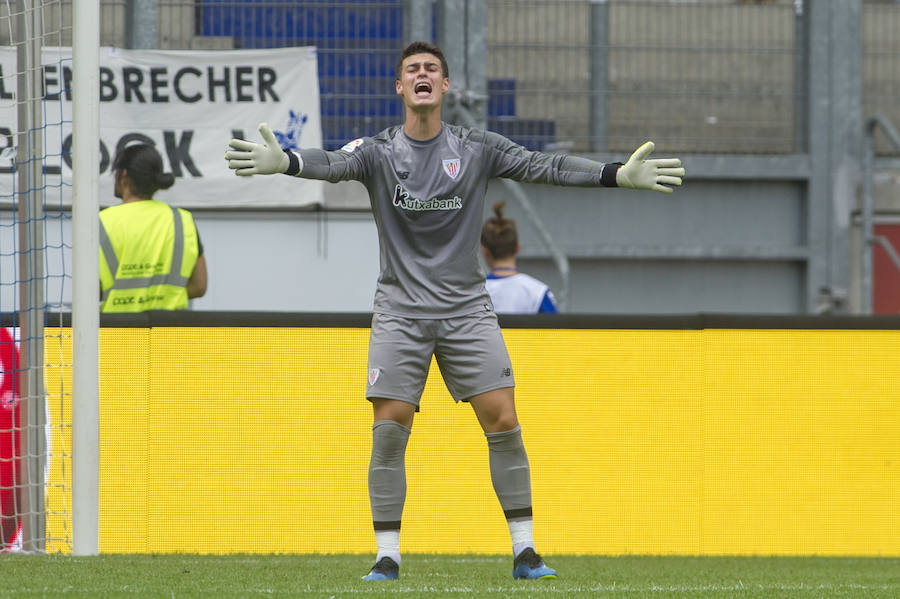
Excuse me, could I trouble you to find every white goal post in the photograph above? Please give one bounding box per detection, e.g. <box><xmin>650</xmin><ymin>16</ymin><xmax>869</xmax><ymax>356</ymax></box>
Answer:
<box><xmin>71</xmin><ymin>0</ymin><xmax>100</xmax><ymax>557</ymax></box>
<box><xmin>0</xmin><ymin>0</ymin><xmax>99</xmax><ymax>554</ymax></box>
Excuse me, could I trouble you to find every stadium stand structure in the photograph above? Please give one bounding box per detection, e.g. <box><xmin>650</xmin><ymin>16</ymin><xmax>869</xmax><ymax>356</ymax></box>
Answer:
<box><xmin>197</xmin><ymin>0</ymin><xmax>555</xmax><ymax>150</ymax></box>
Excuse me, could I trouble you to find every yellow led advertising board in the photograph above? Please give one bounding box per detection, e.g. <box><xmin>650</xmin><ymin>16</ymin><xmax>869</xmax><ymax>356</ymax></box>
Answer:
<box><xmin>41</xmin><ymin>325</ymin><xmax>900</xmax><ymax>555</ymax></box>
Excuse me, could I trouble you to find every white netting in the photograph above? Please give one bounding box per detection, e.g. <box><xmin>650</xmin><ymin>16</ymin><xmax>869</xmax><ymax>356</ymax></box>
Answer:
<box><xmin>1</xmin><ymin>0</ymin><xmax>73</xmax><ymax>553</ymax></box>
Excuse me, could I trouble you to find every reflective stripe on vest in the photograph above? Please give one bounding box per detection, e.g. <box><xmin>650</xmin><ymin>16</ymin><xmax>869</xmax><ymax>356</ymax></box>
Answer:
<box><xmin>99</xmin><ymin>205</ymin><xmax>190</xmax><ymax>303</ymax></box>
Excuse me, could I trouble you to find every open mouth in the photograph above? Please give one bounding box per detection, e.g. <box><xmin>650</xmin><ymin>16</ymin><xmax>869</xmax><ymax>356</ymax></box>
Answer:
<box><xmin>414</xmin><ymin>81</ymin><xmax>432</xmax><ymax>96</ymax></box>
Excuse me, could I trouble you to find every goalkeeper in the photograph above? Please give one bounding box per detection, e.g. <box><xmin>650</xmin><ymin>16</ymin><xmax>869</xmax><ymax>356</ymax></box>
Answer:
<box><xmin>225</xmin><ymin>40</ymin><xmax>684</xmax><ymax>582</ymax></box>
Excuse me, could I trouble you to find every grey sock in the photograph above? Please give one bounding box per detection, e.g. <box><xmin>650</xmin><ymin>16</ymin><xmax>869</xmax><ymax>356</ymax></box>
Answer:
<box><xmin>368</xmin><ymin>420</ymin><xmax>411</xmax><ymax>529</ymax></box>
<box><xmin>486</xmin><ymin>425</ymin><xmax>533</xmax><ymax>519</ymax></box>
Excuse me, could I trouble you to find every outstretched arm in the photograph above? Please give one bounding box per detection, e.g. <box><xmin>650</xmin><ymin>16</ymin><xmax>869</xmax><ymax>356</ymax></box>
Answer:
<box><xmin>485</xmin><ymin>130</ymin><xmax>684</xmax><ymax>193</ymax></box>
<box><xmin>225</xmin><ymin>122</ymin><xmax>368</xmax><ymax>183</ymax></box>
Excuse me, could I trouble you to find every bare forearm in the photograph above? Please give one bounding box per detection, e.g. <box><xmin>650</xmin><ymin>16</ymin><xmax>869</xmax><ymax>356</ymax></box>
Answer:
<box><xmin>187</xmin><ymin>255</ymin><xmax>208</xmax><ymax>299</ymax></box>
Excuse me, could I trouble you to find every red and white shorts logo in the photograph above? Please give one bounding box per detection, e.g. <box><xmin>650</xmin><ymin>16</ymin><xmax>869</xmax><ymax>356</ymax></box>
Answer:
<box><xmin>368</xmin><ymin>368</ymin><xmax>381</xmax><ymax>386</ymax></box>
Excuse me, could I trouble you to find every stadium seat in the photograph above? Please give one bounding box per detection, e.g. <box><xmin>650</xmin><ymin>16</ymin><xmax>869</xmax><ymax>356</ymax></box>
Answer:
<box><xmin>197</xmin><ymin>0</ymin><xmax>555</xmax><ymax>150</ymax></box>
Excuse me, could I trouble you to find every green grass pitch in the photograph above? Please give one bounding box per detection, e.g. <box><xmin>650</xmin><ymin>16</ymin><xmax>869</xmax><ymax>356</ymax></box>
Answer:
<box><xmin>1</xmin><ymin>554</ymin><xmax>898</xmax><ymax>598</ymax></box>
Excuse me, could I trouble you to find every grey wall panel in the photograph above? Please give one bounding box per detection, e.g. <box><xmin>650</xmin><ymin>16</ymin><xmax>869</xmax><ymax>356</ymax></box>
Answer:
<box><xmin>518</xmin><ymin>258</ymin><xmax>805</xmax><ymax>314</ymax></box>
<box><xmin>189</xmin><ymin>211</ymin><xmax>380</xmax><ymax>312</ymax></box>
<box><xmin>485</xmin><ymin>180</ymin><xmax>805</xmax><ymax>251</ymax></box>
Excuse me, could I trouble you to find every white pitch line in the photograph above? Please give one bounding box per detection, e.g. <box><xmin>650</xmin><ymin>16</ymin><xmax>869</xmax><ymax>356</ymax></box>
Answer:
<box><xmin>0</xmin><ymin>582</ymin><xmax>893</xmax><ymax>595</ymax></box>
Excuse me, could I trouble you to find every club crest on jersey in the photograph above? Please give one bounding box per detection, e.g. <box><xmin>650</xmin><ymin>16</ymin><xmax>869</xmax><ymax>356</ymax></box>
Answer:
<box><xmin>442</xmin><ymin>158</ymin><xmax>461</xmax><ymax>179</ymax></box>
<box><xmin>368</xmin><ymin>368</ymin><xmax>381</xmax><ymax>386</ymax></box>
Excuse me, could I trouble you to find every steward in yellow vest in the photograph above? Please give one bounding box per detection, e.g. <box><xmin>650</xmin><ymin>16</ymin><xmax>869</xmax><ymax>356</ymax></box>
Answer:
<box><xmin>100</xmin><ymin>143</ymin><xmax>207</xmax><ymax>313</ymax></box>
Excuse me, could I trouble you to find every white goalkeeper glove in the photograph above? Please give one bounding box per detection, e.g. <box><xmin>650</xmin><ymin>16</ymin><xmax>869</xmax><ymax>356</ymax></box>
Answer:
<box><xmin>225</xmin><ymin>122</ymin><xmax>289</xmax><ymax>176</ymax></box>
<box><xmin>615</xmin><ymin>141</ymin><xmax>684</xmax><ymax>194</ymax></box>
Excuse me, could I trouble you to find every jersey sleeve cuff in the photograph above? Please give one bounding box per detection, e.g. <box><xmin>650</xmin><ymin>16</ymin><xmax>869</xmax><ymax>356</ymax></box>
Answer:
<box><xmin>284</xmin><ymin>150</ymin><xmax>301</xmax><ymax>176</ymax></box>
<box><xmin>601</xmin><ymin>162</ymin><xmax>623</xmax><ymax>187</ymax></box>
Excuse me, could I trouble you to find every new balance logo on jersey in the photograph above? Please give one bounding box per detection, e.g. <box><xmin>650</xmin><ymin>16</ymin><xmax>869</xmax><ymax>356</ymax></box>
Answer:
<box><xmin>392</xmin><ymin>184</ymin><xmax>463</xmax><ymax>211</ymax></box>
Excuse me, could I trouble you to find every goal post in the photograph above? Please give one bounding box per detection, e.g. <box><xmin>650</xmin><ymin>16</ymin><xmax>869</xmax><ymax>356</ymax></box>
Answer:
<box><xmin>1</xmin><ymin>0</ymin><xmax>99</xmax><ymax>554</ymax></box>
<box><xmin>71</xmin><ymin>0</ymin><xmax>100</xmax><ymax>556</ymax></box>
<box><xmin>14</xmin><ymin>0</ymin><xmax>47</xmax><ymax>553</ymax></box>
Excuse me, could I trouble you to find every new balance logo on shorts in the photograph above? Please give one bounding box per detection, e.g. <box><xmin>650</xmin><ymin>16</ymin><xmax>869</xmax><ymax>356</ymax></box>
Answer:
<box><xmin>501</xmin><ymin>368</ymin><xmax>512</xmax><ymax>377</ymax></box>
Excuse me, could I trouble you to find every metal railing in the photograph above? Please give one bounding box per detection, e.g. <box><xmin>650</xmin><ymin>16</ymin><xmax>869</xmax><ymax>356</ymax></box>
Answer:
<box><xmin>12</xmin><ymin>1</ymin><xmax>898</xmax><ymax>159</ymax></box>
<box><xmin>861</xmin><ymin>114</ymin><xmax>900</xmax><ymax>314</ymax></box>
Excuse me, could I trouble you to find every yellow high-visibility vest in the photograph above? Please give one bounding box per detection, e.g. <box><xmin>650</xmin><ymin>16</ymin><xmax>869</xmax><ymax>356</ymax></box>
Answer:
<box><xmin>99</xmin><ymin>200</ymin><xmax>200</xmax><ymax>313</ymax></box>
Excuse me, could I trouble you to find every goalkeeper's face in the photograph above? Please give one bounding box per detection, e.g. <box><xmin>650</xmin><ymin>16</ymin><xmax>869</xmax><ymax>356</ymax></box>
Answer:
<box><xmin>396</xmin><ymin>52</ymin><xmax>449</xmax><ymax>111</ymax></box>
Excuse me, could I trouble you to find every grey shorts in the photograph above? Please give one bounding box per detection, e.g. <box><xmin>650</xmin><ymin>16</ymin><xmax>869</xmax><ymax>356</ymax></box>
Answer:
<box><xmin>366</xmin><ymin>310</ymin><xmax>515</xmax><ymax>406</ymax></box>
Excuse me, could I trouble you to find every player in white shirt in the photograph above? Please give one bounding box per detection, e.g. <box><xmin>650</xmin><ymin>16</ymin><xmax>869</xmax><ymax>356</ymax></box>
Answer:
<box><xmin>482</xmin><ymin>201</ymin><xmax>558</xmax><ymax>314</ymax></box>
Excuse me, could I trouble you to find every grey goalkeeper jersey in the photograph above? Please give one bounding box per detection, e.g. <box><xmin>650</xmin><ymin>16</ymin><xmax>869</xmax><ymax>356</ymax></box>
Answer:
<box><xmin>290</xmin><ymin>123</ymin><xmax>619</xmax><ymax>318</ymax></box>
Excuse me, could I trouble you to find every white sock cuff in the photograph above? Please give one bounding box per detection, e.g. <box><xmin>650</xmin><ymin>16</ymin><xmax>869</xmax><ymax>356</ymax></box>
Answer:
<box><xmin>508</xmin><ymin>518</ymin><xmax>534</xmax><ymax>557</ymax></box>
<box><xmin>375</xmin><ymin>530</ymin><xmax>401</xmax><ymax>565</ymax></box>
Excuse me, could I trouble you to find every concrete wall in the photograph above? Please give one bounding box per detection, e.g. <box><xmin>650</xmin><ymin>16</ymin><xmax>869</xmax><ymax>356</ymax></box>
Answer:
<box><xmin>0</xmin><ymin>209</ymin><xmax>382</xmax><ymax>313</ymax></box>
<box><xmin>487</xmin><ymin>177</ymin><xmax>807</xmax><ymax>313</ymax></box>
<box><xmin>189</xmin><ymin>209</ymin><xmax>380</xmax><ymax>312</ymax></box>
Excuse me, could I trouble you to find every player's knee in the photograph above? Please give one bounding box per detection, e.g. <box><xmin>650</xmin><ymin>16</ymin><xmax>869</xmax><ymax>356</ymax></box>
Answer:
<box><xmin>478</xmin><ymin>407</ymin><xmax>520</xmax><ymax>434</ymax></box>
<box><xmin>470</xmin><ymin>389</ymin><xmax>519</xmax><ymax>433</ymax></box>
<box><xmin>372</xmin><ymin>420</ymin><xmax>411</xmax><ymax>461</ymax></box>
<box><xmin>491</xmin><ymin>414</ymin><xmax>520</xmax><ymax>434</ymax></box>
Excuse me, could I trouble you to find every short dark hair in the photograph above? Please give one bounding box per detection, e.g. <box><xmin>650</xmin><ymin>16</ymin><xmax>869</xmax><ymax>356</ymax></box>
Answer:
<box><xmin>113</xmin><ymin>143</ymin><xmax>175</xmax><ymax>198</ymax></box>
<box><xmin>481</xmin><ymin>201</ymin><xmax>518</xmax><ymax>260</ymax></box>
<box><xmin>395</xmin><ymin>41</ymin><xmax>449</xmax><ymax>81</ymax></box>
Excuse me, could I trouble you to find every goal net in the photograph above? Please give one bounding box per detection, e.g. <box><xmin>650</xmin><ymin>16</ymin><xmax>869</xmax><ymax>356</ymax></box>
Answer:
<box><xmin>1</xmin><ymin>0</ymin><xmax>74</xmax><ymax>553</ymax></box>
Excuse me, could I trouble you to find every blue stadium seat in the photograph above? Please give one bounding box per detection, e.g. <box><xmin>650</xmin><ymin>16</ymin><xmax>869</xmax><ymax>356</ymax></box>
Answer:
<box><xmin>322</xmin><ymin>115</ymin><xmax>399</xmax><ymax>149</ymax></box>
<box><xmin>200</xmin><ymin>0</ymin><xmax>403</xmax><ymax>43</ymax></box>
<box><xmin>488</xmin><ymin>117</ymin><xmax>556</xmax><ymax>151</ymax></box>
<box><xmin>198</xmin><ymin>1</ymin><xmax>555</xmax><ymax>150</ymax></box>
<box><xmin>487</xmin><ymin>78</ymin><xmax>515</xmax><ymax>117</ymax></box>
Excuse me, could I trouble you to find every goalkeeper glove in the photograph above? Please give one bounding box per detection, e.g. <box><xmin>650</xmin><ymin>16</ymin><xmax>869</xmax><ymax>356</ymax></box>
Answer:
<box><xmin>225</xmin><ymin>122</ymin><xmax>289</xmax><ymax>176</ymax></box>
<box><xmin>615</xmin><ymin>141</ymin><xmax>684</xmax><ymax>194</ymax></box>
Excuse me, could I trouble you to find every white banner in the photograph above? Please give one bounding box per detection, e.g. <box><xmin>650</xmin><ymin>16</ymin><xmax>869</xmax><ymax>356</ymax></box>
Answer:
<box><xmin>0</xmin><ymin>47</ymin><xmax>324</xmax><ymax>208</ymax></box>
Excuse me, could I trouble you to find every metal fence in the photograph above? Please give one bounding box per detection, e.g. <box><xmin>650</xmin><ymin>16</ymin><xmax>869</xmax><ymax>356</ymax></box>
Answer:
<box><xmin>27</xmin><ymin>0</ymin><xmax>900</xmax><ymax>155</ymax></box>
<box><xmin>488</xmin><ymin>0</ymin><xmax>802</xmax><ymax>154</ymax></box>
<box><xmin>864</xmin><ymin>1</ymin><xmax>900</xmax><ymax>155</ymax></box>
